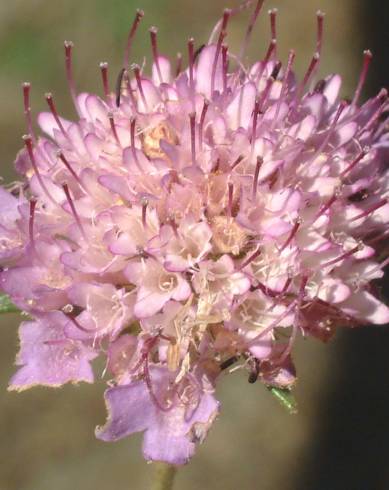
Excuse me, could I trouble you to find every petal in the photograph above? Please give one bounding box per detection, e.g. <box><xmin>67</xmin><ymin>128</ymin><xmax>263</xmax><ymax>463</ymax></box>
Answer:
<box><xmin>9</xmin><ymin>312</ymin><xmax>96</xmax><ymax>391</ymax></box>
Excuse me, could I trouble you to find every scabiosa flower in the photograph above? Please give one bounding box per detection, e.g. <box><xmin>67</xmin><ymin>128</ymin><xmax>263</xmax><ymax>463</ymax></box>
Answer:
<box><xmin>2</xmin><ymin>1</ymin><xmax>389</xmax><ymax>466</ymax></box>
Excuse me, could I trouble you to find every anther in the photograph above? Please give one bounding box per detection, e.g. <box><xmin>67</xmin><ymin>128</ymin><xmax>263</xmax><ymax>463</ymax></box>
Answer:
<box><xmin>123</xmin><ymin>9</ymin><xmax>145</xmax><ymax>69</ymax></box>
<box><xmin>352</xmin><ymin>50</ymin><xmax>373</xmax><ymax>106</ymax></box>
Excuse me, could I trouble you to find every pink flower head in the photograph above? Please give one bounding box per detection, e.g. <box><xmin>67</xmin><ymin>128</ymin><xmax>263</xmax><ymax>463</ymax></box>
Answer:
<box><xmin>2</xmin><ymin>3</ymin><xmax>389</xmax><ymax>465</ymax></box>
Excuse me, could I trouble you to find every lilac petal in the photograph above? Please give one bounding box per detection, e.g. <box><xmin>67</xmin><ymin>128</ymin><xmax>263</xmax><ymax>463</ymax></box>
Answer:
<box><xmin>143</xmin><ymin>389</ymin><xmax>219</xmax><ymax>465</ymax></box>
<box><xmin>96</xmin><ymin>382</ymin><xmax>154</xmax><ymax>441</ymax></box>
<box><xmin>96</xmin><ymin>367</ymin><xmax>219</xmax><ymax>465</ymax></box>
<box><xmin>9</xmin><ymin>311</ymin><xmax>97</xmax><ymax>391</ymax></box>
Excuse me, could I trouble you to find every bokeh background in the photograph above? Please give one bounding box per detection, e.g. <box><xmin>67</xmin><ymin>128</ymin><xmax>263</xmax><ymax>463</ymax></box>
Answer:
<box><xmin>1</xmin><ymin>1</ymin><xmax>389</xmax><ymax>489</ymax></box>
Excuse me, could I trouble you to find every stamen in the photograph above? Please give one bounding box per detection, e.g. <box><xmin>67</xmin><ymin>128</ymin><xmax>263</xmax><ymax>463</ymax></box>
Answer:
<box><xmin>122</xmin><ymin>9</ymin><xmax>145</xmax><ymax>69</ymax></box>
<box><xmin>239</xmin><ymin>0</ymin><xmax>265</xmax><ymax>61</ymax></box>
<box><xmin>251</xmin><ymin>98</ymin><xmax>261</xmax><ymax>154</ymax></box>
<box><xmin>308</xmin><ymin>100</ymin><xmax>347</xmax><ymax>161</ymax></box>
<box><xmin>143</xmin><ymin>358</ymin><xmax>172</xmax><ymax>412</ymax></box>
<box><xmin>268</xmin><ymin>9</ymin><xmax>278</xmax><ymax>57</ymax></box>
<box><xmin>199</xmin><ymin>99</ymin><xmax>209</xmax><ymax>151</ymax></box>
<box><xmin>64</xmin><ymin>41</ymin><xmax>80</xmax><ymax>114</ymax></box>
<box><xmin>187</xmin><ymin>38</ymin><xmax>195</xmax><ymax>99</ymax></box>
<box><xmin>297</xmin><ymin>52</ymin><xmax>320</xmax><ymax>101</ymax></box>
<box><xmin>252</xmin><ymin>156</ymin><xmax>263</xmax><ymax>200</ymax></box>
<box><xmin>239</xmin><ymin>246</ymin><xmax>262</xmax><ymax>270</ymax></box>
<box><xmin>57</xmin><ymin>150</ymin><xmax>84</xmax><ymax>187</ymax></box>
<box><xmin>314</xmin><ymin>191</ymin><xmax>339</xmax><ymax>221</ymax></box>
<box><xmin>279</xmin><ymin>218</ymin><xmax>301</xmax><ymax>252</ymax></box>
<box><xmin>231</xmin><ymin>155</ymin><xmax>245</xmax><ymax>170</ymax></box>
<box><xmin>194</xmin><ymin>44</ymin><xmax>206</xmax><ymax>61</ymax></box>
<box><xmin>175</xmin><ymin>52</ymin><xmax>183</xmax><ymax>77</ymax></box>
<box><xmin>316</xmin><ymin>10</ymin><xmax>325</xmax><ymax>56</ymax></box>
<box><xmin>132</xmin><ymin>64</ymin><xmax>148</xmax><ymax>111</ymax></box>
<box><xmin>99</xmin><ymin>62</ymin><xmax>110</xmax><ymax>100</ymax></box>
<box><xmin>115</xmin><ymin>68</ymin><xmax>126</xmax><ymax>108</ymax></box>
<box><xmin>254</xmin><ymin>38</ymin><xmax>277</xmax><ymax>83</ymax></box>
<box><xmin>211</xmin><ymin>9</ymin><xmax>231</xmax><ymax>96</ymax></box>
<box><xmin>340</xmin><ymin>148</ymin><xmax>368</xmax><ymax>178</ymax></box>
<box><xmin>349</xmin><ymin>198</ymin><xmax>387</xmax><ymax>222</ymax></box>
<box><xmin>222</xmin><ymin>44</ymin><xmax>228</xmax><ymax>92</ymax></box>
<box><xmin>45</xmin><ymin>93</ymin><xmax>70</xmax><ymax>141</ymax></box>
<box><xmin>272</xmin><ymin>50</ymin><xmax>295</xmax><ymax>128</ymax></box>
<box><xmin>29</xmin><ymin>199</ymin><xmax>37</xmax><ymax>250</ymax></box>
<box><xmin>149</xmin><ymin>27</ymin><xmax>163</xmax><ymax>84</ymax></box>
<box><xmin>189</xmin><ymin>112</ymin><xmax>197</xmax><ymax>166</ymax></box>
<box><xmin>321</xmin><ymin>244</ymin><xmax>362</xmax><ymax>268</ymax></box>
<box><xmin>62</xmin><ymin>183</ymin><xmax>86</xmax><ymax>239</ymax></box>
<box><xmin>141</xmin><ymin>197</ymin><xmax>148</xmax><ymax>228</ymax></box>
<box><xmin>276</xmin><ymin>323</ymin><xmax>297</xmax><ymax>364</ymax></box>
<box><xmin>22</xmin><ymin>82</ymin><xmax>35</xmax><ymax>141</ymax></box>
<box><xmin>356</xmin><ymin>88</ymin><xmax>388</xmax><ymax>137</ymax></box>
<box><xmin>108</xmin><ymin>112</ymin><xmax>122</xmax><ymax>147</ymax></box>
<box><xmin>352</xmin><ymin>50</ymin><xmax>373</xmax><ymax>106</ymax></box>
<box><xmin>227</xmin><ymin>182</ymin><xmax>234</xmax><ymax>218</ymax></box>
<box><xmin>23</xmin><ymin>135</ymin><xmax>57</xmax><ymax>206</ymax></box>
<box><xmin>130</xmin><ymin>116</ymin><xmax>141</xmax><ymax>169</ymax></box>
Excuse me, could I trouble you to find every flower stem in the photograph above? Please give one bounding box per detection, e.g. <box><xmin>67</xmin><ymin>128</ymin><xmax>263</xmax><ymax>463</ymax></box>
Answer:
<box><xmin>151</xmin><ymin>462</ymin><xmax>177</xmax><ymax>490</ymax></box>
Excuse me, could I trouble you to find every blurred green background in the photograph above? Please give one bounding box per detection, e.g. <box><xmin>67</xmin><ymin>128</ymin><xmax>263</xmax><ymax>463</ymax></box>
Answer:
<box><xmin>1</xmin><ymin>1</ymin><xmax>388</xmax><ymax>489</ymax></box>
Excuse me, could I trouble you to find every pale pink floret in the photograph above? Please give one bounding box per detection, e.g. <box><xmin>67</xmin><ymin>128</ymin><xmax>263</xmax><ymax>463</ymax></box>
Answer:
<box><xmin>1</xmin><ymin>3</ymin><xmax>389</xmax><ymax>465</ymax></box>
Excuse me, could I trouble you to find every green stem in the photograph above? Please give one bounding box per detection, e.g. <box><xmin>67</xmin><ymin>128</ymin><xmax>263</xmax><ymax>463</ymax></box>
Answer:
<box><xmin>151</xmin><ymin>462</ymin><xmax>177</xmax><ymax>490</ymax></box>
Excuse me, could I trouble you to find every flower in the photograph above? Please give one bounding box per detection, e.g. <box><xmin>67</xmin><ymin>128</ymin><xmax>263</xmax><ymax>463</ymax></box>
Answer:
<box><xmin>2</xmin><ymin>1</ymin><xmax>389</xmax><ymax>465</ymax></box>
